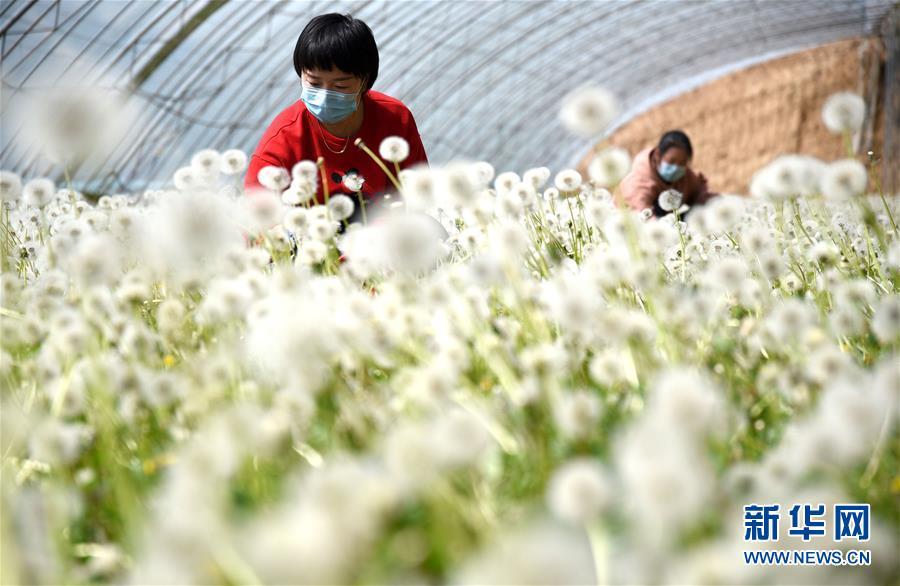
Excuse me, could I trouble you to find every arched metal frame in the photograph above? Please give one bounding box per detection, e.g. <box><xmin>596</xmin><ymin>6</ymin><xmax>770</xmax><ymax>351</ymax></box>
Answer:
<box><xmin>0</xmin><ymin>0</ymin><xmax>893</xmax><ymax>192</ymax></box>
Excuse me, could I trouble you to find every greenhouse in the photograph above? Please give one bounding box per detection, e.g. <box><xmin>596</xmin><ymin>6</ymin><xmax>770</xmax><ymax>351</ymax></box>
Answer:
<box><xmin>1</xmin><ymin>0</ymin><xmax>898</xmax><ymax>584</ymax></box>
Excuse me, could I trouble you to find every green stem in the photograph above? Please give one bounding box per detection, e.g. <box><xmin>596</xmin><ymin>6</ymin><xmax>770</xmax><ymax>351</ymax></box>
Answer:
<box><xmin>859</xmin><ymin>409</ymin><xmax>892</xmax><ymax>490</ymax></box>
<box><xmin>843</xmin><ymin>130</ymin><xmax>855</xmax><ymax>158</ymax></box>
<box><xmin>867</xmin><ymin>156</ymin><xmax>899</xmax><ymax>238</ymax></box>
<box><xmin>355</xmin><ymin>189</ymin><xmax>368</xmax><ymax>225</ymax></box>
<box><xmin>791</xmin><ymin>199</ymin><xmax>815</xmax><ymax>247</ymax></box>
<box><xmin>674</xmin><ymin>209</ymin><xmax>687</xmax><ymax>281</ymax></box>
<box><xmin>354</xmin><ymin>139</ymin><xmax>403</xmax><ymax>193</ymax></box>
<box><xmin>566</xmin><ymin>197</ymin><xmax>581</xmax><ymax>262</ymax></box>
<box><xmin>316</xmin><ymin>157</ymin><xmax>330</xmax><ymax>208</ymax></box>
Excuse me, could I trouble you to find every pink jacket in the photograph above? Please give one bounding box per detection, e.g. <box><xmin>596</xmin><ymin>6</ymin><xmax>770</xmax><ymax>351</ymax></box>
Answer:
<box><xmin>618</xmin><ymin>147</ymin><xmax>715</xmax><ymax>212</ymax></box>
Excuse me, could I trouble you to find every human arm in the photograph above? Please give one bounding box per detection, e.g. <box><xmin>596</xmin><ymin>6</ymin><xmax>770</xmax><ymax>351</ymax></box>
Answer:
<box><xmin>243</xmin><ymin>107</ymin><xmax>302</xmax><ymax>192</ymax></box>
<box><xmin>244</xmin><ymin>154</ymin><xmax>285</xmax><ymax>193</ymax></box>
<box><xmin>618</xmin><ymin>173</ymin><xmax>659</xmax><ymax>213</ymax></box>
<box><xmin>688</xmin><ymin>171</ymin><xmax>718</xmax><ymax>206</ymax></box>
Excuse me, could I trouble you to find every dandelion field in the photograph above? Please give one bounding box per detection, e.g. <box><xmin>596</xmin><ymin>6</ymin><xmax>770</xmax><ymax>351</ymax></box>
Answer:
<box><xmin>1</xmin><ymin>91</ymin><xmax>899</xmax><ymax>585</ymax></box>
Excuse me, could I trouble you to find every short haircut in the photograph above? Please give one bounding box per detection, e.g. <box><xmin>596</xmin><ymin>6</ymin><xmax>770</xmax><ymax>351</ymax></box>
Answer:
<box><xmin>658</xmin><ymin>130</ymin><xmax>693</xmax><ymax>158</ymax></box>
<box><xmin>293</xmin><ymin>13</ymin><xmax>379</xmax><ymax>90</ymax></box>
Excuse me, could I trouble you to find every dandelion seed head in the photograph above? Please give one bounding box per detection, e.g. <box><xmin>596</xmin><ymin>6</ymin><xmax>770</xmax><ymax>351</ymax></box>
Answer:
<box><xmin>523</xmin><ymin>166</ymin><xmax>551</xmax><ymax>191</ymax></box>
<box><xmin>467</xmin><ymin>161</ymin><xmax>496</xmax><ymax>190</ymax></box>
<box><xmin>822</xmin><ymin>91</ymin><xmax>866</xmax><ymax>134</ymax></box>
<box><xmin>21</xmin><ymin>85</ymin><xmax>130</xmax><ymax>167</ymax></box>
<box><xmin>494</xmin><ymin>171</ymin><xmax>521</xmax><ymax>195</ymax></box>
<box><xmin>190</xmin><ymin>149</ymin><xmax>221</xmax><ymax>177</ymax></box>
<box><xmin>220</xmin><ymin>149</ymin><xmax>248</xmax><ymax>175</ymax></box>
<box><xmin>455</xmin><ymin>522</ymin><xmax>596</xmax><ymax>585</ymax></box>
<box><xmin>23</xmin><ymin>178</ymin><xmax>56</xmax><ymax>208</ymax></box>
<box><xmin>0</xmin><ymin>171</ymin><xmax>22</xmax><ymax>203</ymax></box>
<box><xmin>554</xmin><ymin>390</ymin><xmax>602</xmax><ymax>440</ymax></box>
<box><xmin>547</xmin><ymin>458</ymin><xmax>610</xmax><ymax>523</ymax></box>
<box><xmin>657</xmin><ymin>189</ymin><xmax>683</xmax><ymax>212</ymax></box>
<box><xmin>257</xmin><ymin>165</ymin><xmax>292</xmax><ymax>192</ymax></box>
<box><xmin>554</xmin><ymin>169</ymin><xmax>582</xmax><ymax>194</ymax></box>
<box><xmin>587</xmin><ymin>146</ymin><xmax>631</xmax><ymax>188</ymax></box>
<box><xmin>327</xmin><ymin>194</ymin><xmax>355</xmax><ymax>221</ymax></box>
<box><xmin>242</xmin><ymin>190</ymin><xmax>284</xmax><ymax>233</ymax></box>
<box><xmin>559</xmin><ymin>84</ymin><xmax>619</xmax><ymax>137</ymax></box>
<box><xmin>821</xmin><ymin>159</ymin><xmax>867</xmax><ymax>201</ymax></box>
<box><xmin>432</xmin><ymin>409</ymin><xmax>492</xmax><ymax>469</ymax></box>
<box><xmin>440</xmin><ymin>163</ymin><xmax>478</xmax><ymax>208</ymax></box>
<box><xmin>298</xmin><ymin>240</ymin><xmax>329</xmax><ymax>265</ymax></box>
<box><xmin>401</xmin><ymin>167</ymin><xmax>436</xmax><ymax>209</ymax></box>
<box><xmin>378</xmin><ymin>135</ymin><xmax>409</xmax><ymax>163</ymax></box>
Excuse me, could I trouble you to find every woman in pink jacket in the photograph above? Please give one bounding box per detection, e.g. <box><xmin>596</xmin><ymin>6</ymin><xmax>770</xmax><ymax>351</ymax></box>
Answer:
<box><xmin>618</xmin><ymin>130</ymin><xmax>717</xmax><ymax>216</ymax></box>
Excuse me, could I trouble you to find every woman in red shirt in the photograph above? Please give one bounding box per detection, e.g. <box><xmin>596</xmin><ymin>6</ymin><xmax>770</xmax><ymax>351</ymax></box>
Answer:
<box><xmin>244</xmin><ymin>13</ymin><xmax>428</xmax><ymax>225</ymax></box>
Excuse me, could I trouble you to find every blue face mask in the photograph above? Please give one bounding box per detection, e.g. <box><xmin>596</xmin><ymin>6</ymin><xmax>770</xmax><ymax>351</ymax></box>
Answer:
<box><xmin>301</xmin><ymin>82</ymin><xmax>360</xmax><ymax>124</ymax></box>
<box><xmin>657</xmin><ymin>161</ymin><xmax>686</xmax><ymax>183</ymax></box>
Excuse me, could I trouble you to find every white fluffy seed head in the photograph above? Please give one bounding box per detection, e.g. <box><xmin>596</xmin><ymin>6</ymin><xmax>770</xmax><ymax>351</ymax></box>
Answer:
<box><xmin>400</xmin><ymin>168</ymin><xmax>436</xmax><ymax>209</ymax></box>
<box><xmin>327</xmin><ymin>194</ymin><xmax>355</xmax><ymax>221</ymax></box>
<box><xmin>242</xmin><ymin>190</ymin><xmax>285</xmax><ymax>233</ymax></box>
<box><xmin>587</xmin><ymin>146</ymin><xmax>631</xmax><ymax>188</ymax></box>
<box><xmin>221</xmin><ymin>149</ymin><xmax>248</xmax><ymax>175</ymax></box>
<box><xmin>440</xmin><ymin>163</ymin><xmax>478</xmax><ymax>208</ymax></box>
<box><xmin>554</xmin><ymin>169</ymin><xmax>582</xmax><ymax>194</ymax></box>
<box><xmin>822</xmin><ymin>92</ymin><xmax>865</xmax><ymax>134</ymax></box>
<box><xmin>820</xmin><ymin>159</ymin><xmax>867</xmax><ymax>201</ymax></box>
<box><xmin>174</xmin><ymin>166</ymin><xmax>201</xmax><ymax>191</ymax></box>
<box><xmin>282</xmin><ymin>177</ymin><xmax>317</xmax><ymax>206</ymax></box>
<box><xmin>292</xmin><ymin>160</ymin><xmax>318</xmax><ymax>183</ymax></box>
<box><xmin>467</xmin><ymin>161</ymin><xmax>495</xmax><ymax>189</ymax></box>
<box><xmin>20</xmin><ymin>85</ymin><xmax>130</xmax><ymax>167</ymax></box>
<box><xmin>494</xmin><ymin>171</ymin><xmax>521</xmax><ymax>195</ymax></box>
<box><xmin>751</xmin><ymin>155</ymin><xmax>824</xmax><ymax>201</ymax></box>
<box><xmin>378</xmin><ymin>136</ymin><xmax>410</xmax><ymax>163</ymax></box>
<box><xmin>547</xmin><ymin>459</ymin><xmax>610</xmax><ymax>524</ymax></box>
<box><xmin>554</xmin><ymin>390</ymin><xmax>602</xmax><ymax>440</ymax></box>
<box><xmin>191</xmin><ymin>149</ymin><xmax>221</xmax><ymax>177</ymax></box>
<box><xmin>431</xmin><ymin>409</ymin><xmax>492</xmax><ymax>469</ymax></box>
<box><xmin>0</xmin><ymin>171</ymin><xmax>23</xmax><ymax>203</ymax></box>
<box><xmin>658</xmin><ymin>189</ymin><xmax>683</xmax><ymax>212</ymax></box>
<box><xmin>559</xmin><ymin>84</ymin><xmax>619</xmax><ymax>137</ymax></box>
<box><xmin>522</xmin><ymin>166</ymin><xmax>551</xmax><ymax>190</ymax></box>
<box><xmin>257</xmin><ymin>166</ymin><xmax>291</xmax><ymax>192</ymax></box>
<box><xmin>156</xmin><ymin>298</ymin><xmax>186</xmax><ymax>334</ymax></box>
<box><xmin>22</xmin><ymin>178</ymin><xmax>56</xmax><ymax>208</ymax></box>
<box><xmin>283</xmin><ymin>207</ymin><xmax>309</xmax><ymax>233</ymax></box>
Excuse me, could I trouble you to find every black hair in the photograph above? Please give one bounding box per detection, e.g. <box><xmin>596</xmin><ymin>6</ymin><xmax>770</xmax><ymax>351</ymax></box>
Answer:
<box><xmin>293</xmin><ymin>13</ymin><xmax>379</xmax><ymax>91</ymax></box>
<box><xmin>658</xmin><ymin>130</ymin><xmax>693</xmax><ymax>158</ymax></box>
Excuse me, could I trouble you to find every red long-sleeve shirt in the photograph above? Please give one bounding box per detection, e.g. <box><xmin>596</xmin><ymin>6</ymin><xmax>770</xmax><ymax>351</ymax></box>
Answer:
<box><xmin>244</xmin><ymin>89</ymin><xmax>428</xmax><ymax>204</ymax></box>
